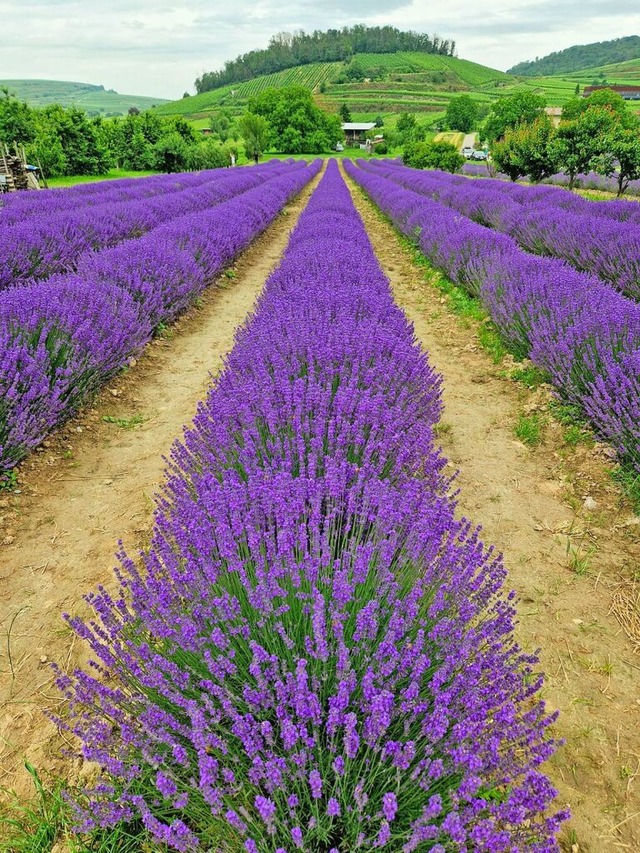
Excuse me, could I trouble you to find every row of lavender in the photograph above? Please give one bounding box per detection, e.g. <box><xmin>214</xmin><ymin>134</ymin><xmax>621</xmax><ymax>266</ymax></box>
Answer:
<box><xmin>0</xmin><ymin>161</ymin><xmax>320</xmax><ymax>476</ymax></box>
<box><xmin>0</xmin><ymin>162</ymin><xmax>299</xmax><ymax>289</ymax></box>
<box><xmin>462</xmin><ymin>162</ymin><xmax>640</xmax><ymax>197</ymax></box>
<box><xmin>0</xmin><ymin>171</ymin><xmax>222</xmax><ymax>223</ymax></box>
<box><xmin>363</xmin><ymin>159</ymin><xmax>640</xmax><ymax>300</ymax></box>
<box><xmin>56</xmin><ymin>160</ymin><xmax>564</xmax><ymax>852</ymax></box>
<box><xmin>344</xmin><ymin>160</ymin><xmax>640</xmax><ymax>474</ymax></box>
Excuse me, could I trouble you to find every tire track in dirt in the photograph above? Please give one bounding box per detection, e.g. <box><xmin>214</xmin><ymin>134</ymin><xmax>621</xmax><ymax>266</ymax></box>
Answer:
<box><xmin>0</xmin><ymin>168</ymin><xmax>323</xmax><ymax>800</ymax></box>
<box><xmin>344</xmin><ymin>167</ymin><xmax>640</xmax><ymax>853</ymax></box>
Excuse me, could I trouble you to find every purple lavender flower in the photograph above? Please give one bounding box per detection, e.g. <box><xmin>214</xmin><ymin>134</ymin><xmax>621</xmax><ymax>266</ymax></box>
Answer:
<box><xmin>327</xmin><ymin>797</ymin><xmax>341</xmax><ymax>817</ymax></box>
<box><xmin>308</xmin><ymin>770</ymin><xmax>322</xmax><ymax>800</ymax></box>
<box><xmin>345</xmin><ymin>157</ymin><xmax>640</xmax><ymax>475</ymax></box>
<box><xmin>382</xmin><ymin>792</ymin><xmax>397</xmax><ymax>822</ymax></box>
<box><xmin>56</xmin><ymin>161</ymin><xmax>565</xmax><ymax>852</ymax></box>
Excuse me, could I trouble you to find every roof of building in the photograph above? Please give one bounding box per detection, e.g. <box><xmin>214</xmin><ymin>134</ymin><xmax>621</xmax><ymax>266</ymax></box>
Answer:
<box><xmin>341</xmin><ymin>122</ymin><xmax>377</xmax><ymax>131</ymax></box>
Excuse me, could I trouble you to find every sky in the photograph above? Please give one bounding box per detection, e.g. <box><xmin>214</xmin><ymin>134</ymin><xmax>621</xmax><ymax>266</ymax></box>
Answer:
<box><xmin>3</xmin><ymin>0</ymin><xmax>640</xmax><ymax>100</ymax></box>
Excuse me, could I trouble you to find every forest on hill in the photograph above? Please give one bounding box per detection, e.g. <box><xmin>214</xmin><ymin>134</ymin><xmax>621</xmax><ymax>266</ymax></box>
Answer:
<box><xmin>195</xmin><ymin>25</ymin><xmax>456</xmax><ymax>93</ymax></box>
<box><xmin>508</xmin><ymin>35</ymin><xmax>640</xmax><ymax>77</ymax></box>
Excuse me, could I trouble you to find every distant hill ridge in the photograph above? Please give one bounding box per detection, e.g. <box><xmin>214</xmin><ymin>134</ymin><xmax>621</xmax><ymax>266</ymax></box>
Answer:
<box><xmin>508</xmin><ymin>35</ymin><xmax>640</xmax><ymax>77</ymax></box>
<box><xmin>195</xmin><ymin>25</ymin><xmax>457</xmax><ymax>94</ymax></box>
<box><xmin>0</xmin><ymin>79</ymin><xmax>169</xmax><ymax>116</ymax></box>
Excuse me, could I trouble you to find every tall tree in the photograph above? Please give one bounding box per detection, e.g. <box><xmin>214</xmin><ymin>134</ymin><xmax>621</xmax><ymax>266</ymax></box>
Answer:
<box><xmin>483</xmin><ymin>91</ymin><xmax>546</xmax><ymax>144</ymax></box>
<box><xmin>603</xmin><ymin>125</ymin><xmax>640</xmax><ymax>197</ymax></box>
<box><xmin>491</xmin><ymin>116</ymin><xmax>558</xmax><ymax>182</ymax></box>
<box><xmin>238</xmin><ymin>112</ymin><xmax>270</xmax><ymax>163</ymax></box>
<box><xmin>0</xmin><ymin>89</ymin><xmax>36</xmax><ymax>145</ymax></box>
<box><xmin>248</xmin><ymin>86</ymin><xmax>341</xmax><ymax>153</ymax></box>
<box><xmin>445</xmin><ymin>95</ymin><xmax>478</xmax><ymax>133</ymax></box>
<box><xmin>551</xmin><ymin>106</ymin><xmax>618</xmax><ymax>188</ymax></box>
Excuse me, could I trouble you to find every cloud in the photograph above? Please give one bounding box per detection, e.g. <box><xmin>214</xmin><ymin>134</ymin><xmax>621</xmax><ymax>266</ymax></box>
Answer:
<box><xmin>4</xmin><ymin>1</ymin><xmax>640</xmax><ymax>99</ymax></box>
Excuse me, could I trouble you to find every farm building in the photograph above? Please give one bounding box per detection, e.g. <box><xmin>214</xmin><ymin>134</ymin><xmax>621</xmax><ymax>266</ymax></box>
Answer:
<box><xmin>544</xmin><ymin>107</ymin><xmax>563</xmax><ymax>126</ymax></box>
<box><xmin>583</xmin><ymin>84</ymin><xmax>640</xmax><ymax>100</ymax></box>
<box><xmin>341</xmin><ymin>122</ymin><xmax>376</xmax><ymax>144</ymax></box>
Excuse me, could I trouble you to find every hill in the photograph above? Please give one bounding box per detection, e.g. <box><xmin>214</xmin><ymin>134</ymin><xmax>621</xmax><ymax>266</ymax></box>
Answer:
<box><xmin>0</xmin><ymin>79</ymin><xmax>169</xmax><ymax>116</ymax></box>
<box><xmin>494</xmin><ymin>58</ymin><xmax>640</xmax><ymax>111</ymax></box>
<box><xmin>156</xmin><ymin>52</ymin><xmax>511</xmax><ymax>128</ymax></box>
<box><xmin>195</xmin><ymin>25</ymin><xmax>456</xmax><ymax>94</ymax></box>
<box><xmin>507</xmin><ymin>35</ymin><xmax>640</xmax><ymax>77</ymax></box>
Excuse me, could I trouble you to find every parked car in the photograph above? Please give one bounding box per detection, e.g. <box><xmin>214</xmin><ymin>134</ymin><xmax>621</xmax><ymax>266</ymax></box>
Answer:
<box><xmin>472</xmin><ymin>149</ymin><xmax>488</xmax><ymax>160</ymax></box>
<box><xmin>462</xmin><ymin>147</ymin><xmax>474</xmax><ymax>159</ymax></box>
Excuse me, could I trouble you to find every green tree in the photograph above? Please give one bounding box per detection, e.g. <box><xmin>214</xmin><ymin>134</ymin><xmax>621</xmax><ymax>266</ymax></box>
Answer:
<box><xmin>562</xmin><ymin>87</ymin><xmax>636</xmax><ymax>128</ymax></box>
<box><xmin>403</xmin><ymin>140</ymin><xmax>463</xmax><ymax>172</ymax></box>
<box><xmin>248</xmin><ymin>86</ymin><xmax>341</xmax><ymax>154</ymax></box>
<box><xmin>483</xmin><ymin>91</ymin><xmax>546</xmax><ymax>143</ymax></box>
<box><xmin>487</xmin><ymin>135</ymin><xmax>524</xmax><ymax>182</ymax></box>
<box><xmin>551</xmin><ymin>106</ymin><xmax>618</xmax><ymax>188</ymax></box>
<box><xmin>339</xmin><ymin>102</ymin><xmax>352</xmax><ymax>122</ymax></box>
<box><xmin>187</xmin><ymin>139</ymin><xmax>231</xmax><ymax>170</ymax></box>
<box><xmin>153</xmin><ymin>131</ymin><xmax>191</xmax><ymax>172</ymax></box>
<box><xmin>26</xmin><ymin>130</ymin><xmax>66</xmax><ymax>177</ymax></box>
<box><xmin>491</xmin><ymin>116</ymin><xmax>558</xmax><ymax>183</ymax></box>
<box><xmin>396</xmin><ymin>112</ymin><xmax>424</xmax><ymax>144</ymax></box>
<box><xmin>210</xmin><ymin>112</ymin><xmax>232</xmax><ymax>143</ymax></box>
<box><xmin>374</xmin><ymin>115</ymin><xmax>384</xmax><ymax>128</ymax></box>
<box><xmin>603</xmin><ymin>125</ymin><xmax>640</xmax><ymax>197</ymax></box>
<box><xmin>35</xmin><ymin>105</ymin><xmax>109</xmax><ymax>175</ymax></box>
<box><xmin>445</xmin><ymin>94</ymin><xmax>478</xmax><ymax>133</ymax></box>
<box><xmin>238</xmin><ymin>112</ymin><xmax>270</xmax><ymax>163</ymax></box>
<box><xmin>0</xmin><ymin>89</ymin><xmax>36</xmax><ymax>145</ymax></box>
<box><xmin>125</xmin><ymin>128</ymin><xmax>155</xmax><ymax>170</ymax></box>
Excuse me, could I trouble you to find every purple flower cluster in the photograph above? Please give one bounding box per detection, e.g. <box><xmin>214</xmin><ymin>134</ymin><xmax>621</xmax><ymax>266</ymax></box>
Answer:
<box><xmin>0</xmin><ymin>161</ymin><xmax>300</xmax><ymax>289</ymax></box>
<box><xmin>360</xmin><ymin>159</ymin><xmax>640</xmax><ymax>299</ymax></box>
<box><xmin>461</xmin><ymin>162</ymin><xmax>640</xmax><ymax>197</ymax></box>
<box><xmin>56</xmin><ymin>161</ymin><xmax>565</xmax><ymax>851</ymax></box>
<box><xmin>345</xmin><ymin>159</ymin><xmax>640</xmax><ymax>474</ymax></box>
<box><xmin>0</xmin><ymin>161</ymin><xmax>319</xmax><ymax>474</ymax></box>
<box><xmin>545</xmin><ymin>170</ymin><xmax>640</xmax><ymax>197</ymax></box>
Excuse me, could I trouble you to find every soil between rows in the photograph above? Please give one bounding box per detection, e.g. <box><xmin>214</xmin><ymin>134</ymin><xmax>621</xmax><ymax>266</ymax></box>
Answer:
<box><xmin>0</xmin><ymin>163</ymin><xmax>638</xmax><ymax>853</ymax></box>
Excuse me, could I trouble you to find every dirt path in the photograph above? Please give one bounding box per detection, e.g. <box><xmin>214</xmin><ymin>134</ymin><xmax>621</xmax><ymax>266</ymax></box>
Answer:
<box><xmin>0</xmin><ymin>170</ymin><xmax>322</xmax><ymax>801</ymax></box>
<box><xmin>345</xmin><ymin>170</ymin><xmax>640</xmax><ymax>852</ymax></box>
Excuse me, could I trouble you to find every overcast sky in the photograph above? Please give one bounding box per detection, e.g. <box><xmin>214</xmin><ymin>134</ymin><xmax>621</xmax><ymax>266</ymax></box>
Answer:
<box><xmin>3</xmin><ymin>1</ymin><xmax>640</xmax><ymax>100</ymax></box>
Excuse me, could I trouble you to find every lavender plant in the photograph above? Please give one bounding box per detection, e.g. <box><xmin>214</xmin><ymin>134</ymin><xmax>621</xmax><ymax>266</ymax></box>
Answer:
<box><xmin>344</xmin><ymin>159</ymin><xmax>640</xmax><ymax>475</ymax></box>
<box><xmin>55</xmin><ymin>161</ymin><xmax>566</xmax><ymax>852</ymax></box>
<box><xmin>0</xmin><ymin>160</ymin><xmax>301</xmax><ymax>289</ymax></box>
<box><xmin>0</xmin><ymin>161</ymin><xmax>320</xmax><ymax>475</ymax></box>
<box><xmin>358</xmin><ymin>159</ymin><xmax>640</xmax><ymax>299</ymax></box>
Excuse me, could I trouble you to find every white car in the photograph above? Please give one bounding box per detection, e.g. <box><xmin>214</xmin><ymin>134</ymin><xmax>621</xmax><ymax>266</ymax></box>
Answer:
<box><xmin>462</xmin><ymin>146</ymin><xmax>474</xmax><ymax>159</ymax></box>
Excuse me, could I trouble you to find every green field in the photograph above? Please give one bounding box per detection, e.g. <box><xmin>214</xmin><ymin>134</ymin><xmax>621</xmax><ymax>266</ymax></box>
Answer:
<box><xmin>0</xmin><ymin>79</ymin><xmax>169</xmax><ymax>116</ymax></box>
<box><xmin>487</xmin><ymin>57</ymin><xmax>640</xmax><ymax>108</ymax></box>
<box><xmin>46</xmin><ymin>168</ymin><xmax>160</xmax><ymax>188</ymax></box>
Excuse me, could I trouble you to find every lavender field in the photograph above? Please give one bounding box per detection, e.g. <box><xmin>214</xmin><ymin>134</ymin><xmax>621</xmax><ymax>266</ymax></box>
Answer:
<box><xmin>346</xmin><ymin>158</ymin><xmax>640</xmax><ymax>477</ymax></box>
<box><xmin>1</xmin><ymin>160</ymin><xmax>639</xmax><ymax>851</ymax></box>
<box><xmin>0</xmin><ymin>160</ymin><xmax>320</xmax><ymax>476</ymax></box>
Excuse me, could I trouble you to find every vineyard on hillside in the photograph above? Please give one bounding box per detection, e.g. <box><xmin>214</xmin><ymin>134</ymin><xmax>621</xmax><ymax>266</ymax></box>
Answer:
<box><xmin>155</xmin><ymin>52</ymin><xmax>510</xmax><ymax>125</ymax></box>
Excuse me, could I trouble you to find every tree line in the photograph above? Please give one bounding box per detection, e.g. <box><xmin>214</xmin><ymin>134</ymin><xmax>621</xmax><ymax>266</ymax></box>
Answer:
<box><xmin>195</xmin><ymin>25</ymin><xmax>456</xmax><ymax>94</ymax></box>
<box><xmin>507</xmin><ymin>35</ymin><xmax>640</xmax><ymax>77</ymax></box>
<box><xmin>486</xmin><ymin>89</ymin><xmax>640</xmax><ymax>197</ymax></box>
<box><xmin>0</xmin><ymin>90</ymin><xmax>234</xmax><ymax>177</ymax></box>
